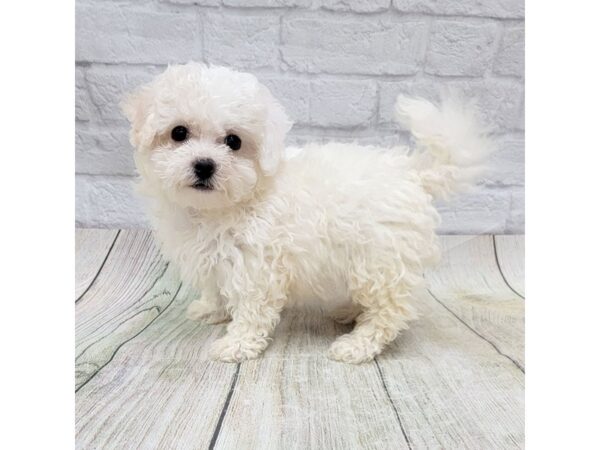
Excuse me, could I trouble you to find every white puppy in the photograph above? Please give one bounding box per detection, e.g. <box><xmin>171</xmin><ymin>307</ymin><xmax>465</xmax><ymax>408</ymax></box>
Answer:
<box><xmin>122</xmin><ymin>63</ymin><xmax>491</xmax><ymax>364</ymax></box>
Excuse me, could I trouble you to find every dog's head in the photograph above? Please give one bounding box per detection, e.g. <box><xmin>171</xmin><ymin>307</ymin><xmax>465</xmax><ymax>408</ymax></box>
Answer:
<box><xmin>122</xmin><ymin>63</ymin><xmax>292</xmax><ymax>210</ymax></box>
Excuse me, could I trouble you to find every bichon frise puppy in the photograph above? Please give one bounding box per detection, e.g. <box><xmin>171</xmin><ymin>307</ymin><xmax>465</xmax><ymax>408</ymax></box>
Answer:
<box><xmin>122</xmin><ymin>63</ymin><xmax>491</xmax><ymax>364</ymax></box>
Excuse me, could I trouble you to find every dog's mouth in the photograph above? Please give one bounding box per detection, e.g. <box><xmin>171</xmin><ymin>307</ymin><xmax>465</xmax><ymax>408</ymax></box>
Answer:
<box><xmin>191</xmin><ymin>181</ymin><xmax>214</xmax><ymax>191</ymax></box>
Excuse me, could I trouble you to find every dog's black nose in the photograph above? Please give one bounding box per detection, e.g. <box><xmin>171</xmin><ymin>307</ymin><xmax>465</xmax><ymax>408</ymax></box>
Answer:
<box><xmin>193</xmin><ymin>159</ymin><xmax>215</xmax><ymax>181</ymax></box>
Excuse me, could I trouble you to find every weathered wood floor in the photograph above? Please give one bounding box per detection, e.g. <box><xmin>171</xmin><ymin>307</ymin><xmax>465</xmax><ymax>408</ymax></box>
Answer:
<box><xmin>75</xmin><ymin>230</ymin><xmax>524</xmax><ymax>449</ymax></box>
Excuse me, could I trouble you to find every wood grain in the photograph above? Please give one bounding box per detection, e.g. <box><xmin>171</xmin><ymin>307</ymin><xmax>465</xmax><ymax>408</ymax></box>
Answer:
<box><xmin>376</xmin><ymin>287</ymin><xmax>524</xmax><ymax>449</ymax></box>
<box><xmin>212</xmin><ymin>311</ymin><xmax>411</xmax><ymax>450</ymax></box>
<box><xmin>426</xmin><ymin>235</ymin><xmax>525</xmax><ymax>371</ymax></box>
<box><xmin>76</xmin><ymin>230</ymin><xmax>177</xmax><ymax>389</ymax></box>
<box><xmin>494</xmin><ymin>235</ymin><xmax>525</xmax><ymax>298</ymax></box>
<box><xmin>75</xmin><ymin>230</ymin><xmax>525</xmax><ymax>449</ymax></box>
<box><xmin>75</xmin><ymin>228</ymin><xmax>119</xmax><ymax>300</ymax></box>
<box><xmin>76</xmin><ymin>283</ymin><xmax>237</xmax><ymax>449</ymax></box>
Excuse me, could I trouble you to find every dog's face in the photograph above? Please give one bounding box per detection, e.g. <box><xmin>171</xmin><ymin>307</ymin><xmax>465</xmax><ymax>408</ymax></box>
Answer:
<box><xmin>122</xmin><ymin>63</ymin><xmax>291</xmax><ymax>210</ymax></box>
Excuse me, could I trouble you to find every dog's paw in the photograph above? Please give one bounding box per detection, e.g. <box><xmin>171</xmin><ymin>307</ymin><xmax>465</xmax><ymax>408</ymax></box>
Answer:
<box><xmin>209</xmin><ymin>335</ymin><xmax>267</xmax><ymax>363</ymax></box>
<box><xmin>186</xmin><ymin>300</ymin><xmax>231</xmax><ymax>324</ymax></box>
<box><xmin>327</xmin><ymin>335</ymin><xmax>381</xmax><ymax>364</ymax></box>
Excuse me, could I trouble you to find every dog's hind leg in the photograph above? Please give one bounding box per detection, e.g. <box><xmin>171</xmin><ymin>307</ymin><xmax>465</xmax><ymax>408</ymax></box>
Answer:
<box><xmin>327</xmin><ymin>284</ymin><xmax>418</xmax><ymax>364</ymax></box>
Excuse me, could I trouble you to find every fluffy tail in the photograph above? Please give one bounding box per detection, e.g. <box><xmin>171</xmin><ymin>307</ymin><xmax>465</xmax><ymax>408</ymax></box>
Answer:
<box><xmin>395</xmin><ymin>95</ymin><xmax>494</xmax><ymax>200</ymax></box>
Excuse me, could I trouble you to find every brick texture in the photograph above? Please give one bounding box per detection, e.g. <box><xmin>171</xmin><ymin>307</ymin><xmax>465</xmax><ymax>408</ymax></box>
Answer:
<box><xmin>76</xmin><ymin>4</ymin><xmax>201</xmax><ymax>64</ymax></box>
<box><xmin>204</xmin><ymin>11</ymin><xmax>281</xmax><ymax>70</ymax></box>
<box><xmin>494</xmin><ymin>25</ymin><xmax>525</xmax><ymax>77</ymax></box>
<box><xmin>392</xmin><ymin>0</ymin><xmax>524</xmax><ymax>19</ymax></box>
<box><xmin>281</xmin><ymin>16</ymin><xmax>428</xmax><ymax>75</ymax></box>
<box><xmin>425</xmin><ymin>21</ymin><xmax>498</xmax><ymax>76</ymax></box>
<box><xmin>310</xmin><ymin>80</ymin><xmax>377</xmax><ymax>127</ymax></box>
<box><xmin>76</xmin><ymin>0</ymin><xmax>524</xmax><ymax>233</ymax></box>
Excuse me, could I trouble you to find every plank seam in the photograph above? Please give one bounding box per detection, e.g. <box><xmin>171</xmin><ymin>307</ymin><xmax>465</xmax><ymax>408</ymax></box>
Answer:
<box><xmin>374</xmin><ymin>357</ymin><xmax>413</xmax><ymax>450</ymax></box>
<box><xmin>76</xmin><ymin>261</ymin><xmax>172</xmax><ymax>355</ymax></box>
<box><xmin>492</xmin><ymin>235</ymin><xmax>525</xmax><ymax>299</ymax></box>
<box><xmin>75</xmin><ymin>282</ymin><xmax>183</xmax><ymax>392</ymax></box>
<box><xmin>75</xmin><ymin>229</ymin><xmax>121</xmax><ymax>304</ymax></box>
<box><xmin>76</xmin><ymin>305</ymin><xmax>159</xmax><ymax>361</ymax></box>
<box><xmin>427</xmin><ymin>289</ymin><xmax>525</xmax><ymax>373</ymax></box>
<box><xmin>208</xmin><ymin>363</ymin><xmax>241</xmax><ymax>450</ymax></box>
<box><xmin>129</xmin><ymin>261</ymin><xmax>171</xmax><ymax>307</ymax></box>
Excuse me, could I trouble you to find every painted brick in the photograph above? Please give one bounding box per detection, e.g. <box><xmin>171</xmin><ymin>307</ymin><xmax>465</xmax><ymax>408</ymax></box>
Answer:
<box><xmin>378</xmin><ymin>78</ymin><xmax>524</xmax><ymax>131</ymax></box>
<box><xmin>76</xmin><ymin>4</ymin><xmax>201</xmax><ymax>64</ymax></box>
<box><xmin>436</xmin><ymin>188</ymin><xmax>510</xmax><ymax>234</ymax></box>
<box><xmin>75</xmin><ymin>0</ymin><xmax>525</xmax><ymax>231</ymax></box>
<box><xmin>392</xmin><ymin>0</ymin><xmax>524</xmax><ymax>19</ymax></box>
<box><xmin>204</xmin><ymin>11</ymin><xmax>280</xmax><ymax>70</ymax></box>
<box><xmin>319</xmin><ymin>132</ymin><xmax>408</xmax><ymax>147</ymax></box>
<box><xmin>76</xmin><ymin>67</ymin><xmax>93</xmax><ymax>122</ymax></box>
<box><xmin>223</xmin><ymin>0</ymin><xmax>311</xmax><ymax>6</ymax></box>
<box><xmin>223</xmin><ymin>0</ymin><xmax>388</xmax><ymax>9</ymax></box>
<box><xmin>310</xmin><ymin>80</ymin><xmax>377</xmax><ymax>127</ymax></box>
<box><xmin>494</xmin><ymin>25</ymin><xmax>525</xmax><ymax>77</ymax></box>
<box><xmin>425</xmin><ymin>21</ymin><xmax>498</xmax><ymax>76</ymax></box>
<box><xmin>76</xmin><ymin>175</ymin><xmax>149</xmax><ymax>228</ymax></box>
<box><xmin>287</xmin><ymin>125</ymin><xmax>411</xmax><ymax>147</ymax></box>
<box><xmin>167</xmin><ymin>0</ymin><xmax>221</xmax><ymax>5</ymax></box>
<box><xmin>457</xmin><ymin>79</ymin><xmax>524</xmax><ymax>131</ymax></box>
<box><xmin>485</xmin><ymin>133</ymin><xmax>524</xmax><ymax>187</ymax></box>
<box><xmin>282</xmin><ymin>16</ymin><xmax>428</xmax><ymax>75</ymax></box>
<box><xmin>507</xmin><ymin>186</ymin><xmax>524</xmax><ymax>233</ymax></box>
<box><xmin>318</xmin><ymin>0</ymin><xmax>391</xmax><ymax>13</ymax></box>
<box><xmin>76</xmin><ymin>125</ymin><xmax>136</xmax><ymax>176</ymax></box>
<box><xmin>86</xmin><ymin>66</ymin><xmax>162</xmax><ymax>122</ymax></box>
<box><xmin>259</xmin><ymin>76</ymin><xmax>311</xmax><ymax>125</ymax></box>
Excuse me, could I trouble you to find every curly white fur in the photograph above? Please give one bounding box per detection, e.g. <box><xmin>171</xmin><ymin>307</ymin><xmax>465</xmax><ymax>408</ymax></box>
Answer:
<box><xmin>122</xmin><ymin>63</ymin><xmax>492</xmax><ymax>364</ymax></box>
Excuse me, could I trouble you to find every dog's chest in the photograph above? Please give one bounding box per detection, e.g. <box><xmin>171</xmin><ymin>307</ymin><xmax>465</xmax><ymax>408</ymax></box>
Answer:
<box><xmin>156</xmin><ymin>205</ymin><xmax>356</xmax><ymax>309</ymax></box>
<box><xmin>157</xmin><ymin>217</ymin><xmax>252</xmax><ymax>286</ymax></box>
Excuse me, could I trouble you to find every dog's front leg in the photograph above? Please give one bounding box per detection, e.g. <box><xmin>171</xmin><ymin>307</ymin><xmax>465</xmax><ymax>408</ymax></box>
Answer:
<box><xmin>209</xmin><ymin>282</ymin><xmax>285</xmax><ymax>363</ymax></box>
<box><xmin>186</xmin><ymin>275</ymin><xmax>231</xmax><ymax>324</ymax></box>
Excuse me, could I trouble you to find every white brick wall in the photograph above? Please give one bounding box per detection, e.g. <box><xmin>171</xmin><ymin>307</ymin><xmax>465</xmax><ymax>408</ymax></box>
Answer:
<box><xmin>76</xmin><ymin>0</ymin><xmax>524</xmax><ymax>233</ymax></box>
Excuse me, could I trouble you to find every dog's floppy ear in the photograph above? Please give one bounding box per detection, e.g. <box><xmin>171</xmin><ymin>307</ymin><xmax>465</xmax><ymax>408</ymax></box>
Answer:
<box><xmin>257</xmin><ymin>85</ymin><xmax>292</xmax><ymax>176</ymax></box>
<box><xmin>121</xmin><ymin>86</ymin><xmax>153</xmax><ymax>150</ymax></box>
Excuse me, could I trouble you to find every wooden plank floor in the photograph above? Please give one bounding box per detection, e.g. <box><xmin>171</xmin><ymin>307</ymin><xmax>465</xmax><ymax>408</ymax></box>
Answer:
<box><xmin>75</xmin><ymin>230</ymin><xmax>525</xmax><ymax>449</ymax></box>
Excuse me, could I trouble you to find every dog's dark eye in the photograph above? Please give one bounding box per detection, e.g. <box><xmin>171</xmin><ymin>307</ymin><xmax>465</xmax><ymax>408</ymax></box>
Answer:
<box><xmin>224</xmin><ymin>134</ymin><xmax>242</xmax><ymax>151</ymax></box>
<box><xmin>171</xmin><ymin>125</ymin><xmax>188</xmax><ymax>142</ymax></box>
